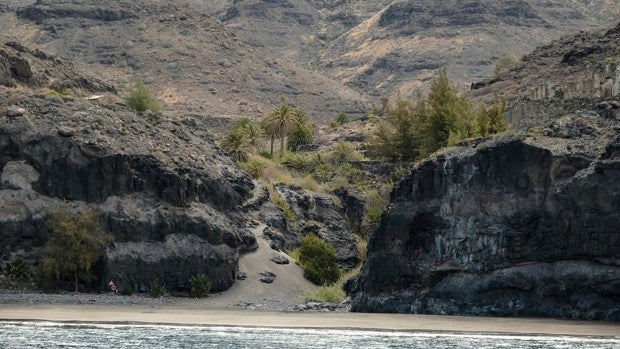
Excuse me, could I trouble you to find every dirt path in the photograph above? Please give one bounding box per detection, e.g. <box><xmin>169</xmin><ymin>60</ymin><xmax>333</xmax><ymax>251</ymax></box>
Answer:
<box><xmin>206</xmin><ymin>223</ymin><xmax>318</xmax><ymax>308</ymax></box>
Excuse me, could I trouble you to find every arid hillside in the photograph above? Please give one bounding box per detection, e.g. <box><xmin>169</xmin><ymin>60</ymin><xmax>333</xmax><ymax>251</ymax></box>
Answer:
<box><xmin>0</xmin><ymin>0</ymin><xmax>371</xmax><ymax>129</ymax></box>
<box><xmin>200</xmin><ymin>0</ymin><xmax>619</xmax><ymax>98</ymax></box>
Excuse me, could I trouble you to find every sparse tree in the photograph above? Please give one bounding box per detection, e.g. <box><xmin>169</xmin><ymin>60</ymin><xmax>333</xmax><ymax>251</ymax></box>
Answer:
<box><xmin>368</xmin><ymin>68</ymin><xmax>508</xmax><ymax>161</ymax></box>
<box><xmin>41</xmin><ymin>208</ymin><xmax>112</xmax><ymax>293</ymax></box>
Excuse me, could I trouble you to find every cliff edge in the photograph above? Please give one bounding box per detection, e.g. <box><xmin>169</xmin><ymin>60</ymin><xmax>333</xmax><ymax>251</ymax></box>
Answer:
<box><xmin>348</xmin><ymin>114</ymin><xmax>619</xmax><ymax>320</ymax></box>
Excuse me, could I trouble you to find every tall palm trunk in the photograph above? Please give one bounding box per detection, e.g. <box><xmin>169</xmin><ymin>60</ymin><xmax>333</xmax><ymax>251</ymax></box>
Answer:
<box><xmin>280</xmin><ymin>133</ymin><xmax>285</xmax><ymax>157</ymax></box>
<box><xmin>270</xmin><ymin>136</ymin><xmax>275</xmax><ymax>156</ymax></box>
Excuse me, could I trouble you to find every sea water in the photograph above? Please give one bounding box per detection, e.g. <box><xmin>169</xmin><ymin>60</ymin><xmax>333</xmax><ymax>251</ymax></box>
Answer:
<box><xmin>0</xmin><ymin>321</ymin><xmax>618</xmax><ymax>349</ymax></box>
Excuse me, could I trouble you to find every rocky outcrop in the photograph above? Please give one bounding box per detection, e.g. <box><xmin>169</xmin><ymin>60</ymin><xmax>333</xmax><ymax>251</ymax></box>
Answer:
<box><xmin>0</xmin><ymin>44</ymin><xmax>258</xmax><ymax>293</ymax></box>
<box><xmin>348</xmin><ymin>115</ymin><xmax>620</xmax><ymax>320</ymax></box>
<box><xmin>274</xmin><ymin>184</ymin><xmax>359</xmax><ymax>269</ymax></box>
<box><xmin>16</xmin><ymin>2</ymin><xmax>137</xmax><ymax>22</ymax></box>
<box><xmin>0</xmin><ymin>41</ymin><xmax>114</xmax><ymax>91</ymax></box>
<box><xmin>473</xmin><ymin>22</ymin><xmax>620</xmax><ymax>130</ymax></box>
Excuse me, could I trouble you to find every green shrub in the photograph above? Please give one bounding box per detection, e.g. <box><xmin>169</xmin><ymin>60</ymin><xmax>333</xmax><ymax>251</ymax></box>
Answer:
<box><xmin>304</xmin><ymin>284</ymin><xmax>346</xmax><ymax>302</ymax></box>
<box><xmin>148</xmin><ymin>280</ymin><xmax>166</xmax><ymax>298</ymax></box>
<box><xmin>364</xmin><ymin>190</ymin><xmax>387</xmax><ymax>224</ymax></box>
<box><xmin>282</xmin><ymin>153</ymin><xmax>310</xmax><ymax>172</ymax></box>
<box><xmin>189</xmin><ymin>274</ymin><xmax>212</xmax><ymax>298</ymax></box>
<box><xmin>287</xmin><ymin>125</ymin><xmax>313</xmax><ymax>151</ymax></box>
<box><xmin>125</xmin><ymin>80</ymin><xmax>161</xmax><ymax>113</ymax></box>
<box><xmin>4</xmin><ymin>257</ymin><xmax>32</xmax><ymax>285</ymax></box>
<box><xmin>328</xmin><ymin>142</ymin><xmax>363</xmax><ymax>164</ymax></box>
<box><xmin>240</xmin><ymin>157</ymin><xmax>268</xmax><ymax>178</ymax></box>
<box><xmin>220</xmin><ymin>129</ymin><xmax>252</xmax><ymax>162</ymax></box>
<box><xmin>232</xmin><ymin>116</ymin><xmax>264</xmax><ymax>149</ymax></box>
<box><xmin>121</xmin><ymin>284</ymin><xmax>134</xmax><ymax>296</ymax></box>
<box><xmin>492</xmin><ymin>53</ymin><xmax>518</xmax><ymax>78</ymax></box>
<box><xmin>258</xmin><ymin>150</ymin><xmax>273</xmax><ymax>159</ymax></box>
<box><xmin>298</xmin><ymin>234</ymin><xmax>340</xmax><ymax>285</ymax></box>
<box><xmin>331</xmin><ymin>112</ymin><xmax>349</xmax><ymax>127</ymax></box>
<box><xmin>313</xmin><ymin>163</ymin><xmax>331</xmax><ymax>182</ymax></box>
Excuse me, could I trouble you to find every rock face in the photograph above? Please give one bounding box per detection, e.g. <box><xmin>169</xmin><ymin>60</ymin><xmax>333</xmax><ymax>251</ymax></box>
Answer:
<box><xmin>472</xmin><ymin>22</ymin><xmax>620</xmax><ymax>130</ymax></box>
<box><xmin>0</xmin><ymin>42</ymin><xmax>258</xmax><ymax>293</ymax></box>
<box><xmin>348</xmin><ymin>115</ymin><xmax>620</xmax><ymax>320</ymax></box>
<box><xmin>275</xmin><ymin>184</ymin><xmax>359</xmax><ymax>269</ymax></box>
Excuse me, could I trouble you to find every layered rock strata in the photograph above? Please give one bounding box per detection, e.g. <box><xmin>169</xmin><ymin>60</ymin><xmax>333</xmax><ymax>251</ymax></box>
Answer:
<box><xmin>348</xmin><ymin>115</ymin><xmax>620</xmax><ymax>320</ymax></box>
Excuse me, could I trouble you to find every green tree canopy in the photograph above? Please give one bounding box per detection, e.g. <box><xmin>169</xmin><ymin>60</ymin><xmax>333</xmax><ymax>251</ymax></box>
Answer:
<box><xmin>41</xmin><ymin>208</ymin><xmax>112</xmax><ymax>292</ymax></box>
<box><xmin>261</xmin><ymin>99</ymin><xmax>299</xmax><ymax>157</ymax></box>
<box><xmin>220</xmin><ymin>129</ymin><xmax>252</xmax><ymax>162</ymax></box>
<box><xmin>287</xmin><ymin>109</ymin><xmax>314</xmax><ymax>151</ymax></box>
<box><xmin>368</xmin><ymin>68</ymin><xmax>508</xmax><ymax>161</ymax></box>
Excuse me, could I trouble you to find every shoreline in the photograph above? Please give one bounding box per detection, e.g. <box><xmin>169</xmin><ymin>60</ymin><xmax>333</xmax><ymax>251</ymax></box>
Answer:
<box><xmin>1</xmin><ymin>304</ymin><xmax>618</xmax><ymax>338</ymax></box>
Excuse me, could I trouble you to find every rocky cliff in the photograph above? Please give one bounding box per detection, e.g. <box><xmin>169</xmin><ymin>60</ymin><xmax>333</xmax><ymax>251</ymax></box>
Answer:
<box><xmin>472</xmin><ymin>22</ymin><xmax>620</xmax><ymax>130</ymax></box>
<box><xmin>0</xmin><ymin>41</ymin><xmax>259</xmax><ymax>293</ymax></box>
<box><xmin>347</xmin><ymin>113</ymin><xmax>620</xmax><ymax>319</ymax></box>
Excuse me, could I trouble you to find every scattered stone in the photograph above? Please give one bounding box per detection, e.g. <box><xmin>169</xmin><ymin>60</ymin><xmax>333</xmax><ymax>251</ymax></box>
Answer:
<box><xmin>236</xmin><ymin>271</ymin><xmax>247</xmax><ymax>280</ymax></box>
<box><xmin>6</xmin><ymin>106</ymin><xmax>26</xmax><ymax>117</ymax></box>
<box><xmin>58</xmin><ymin>126</ymin><xmax>77</xmax><ymax>137</ymax></box>
<box><xmin>270</xmin><ymin>255</ymin><xmax>289</xmax><ymax>265</ymax></box>
<box><xmin>258</xmin><ymin>271</ymin><xmax>276</xmax><ymax>283</ymax></box>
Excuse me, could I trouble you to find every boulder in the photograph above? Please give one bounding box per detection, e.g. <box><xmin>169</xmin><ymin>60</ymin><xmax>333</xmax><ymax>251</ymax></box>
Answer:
<box><xmin>270</xmin><ymin>255</ymin><xmax>289</xmax><ymax>265</ymax></box>
<box><xmin>6</xmin><ymin>106</ymin><xmax>26</xmax><ymax>117</ymax></box>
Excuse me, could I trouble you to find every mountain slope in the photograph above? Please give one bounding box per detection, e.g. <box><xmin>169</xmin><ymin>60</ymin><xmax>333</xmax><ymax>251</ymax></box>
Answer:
<box><xmin>202</xmin><ymin>0</ymin><xmax>618</xmax><ymax>98</ymax></box>
<box><xmin>0</xmin><ymin>0</ymin><xmax>370</xmax><ymax>127</ymax></box>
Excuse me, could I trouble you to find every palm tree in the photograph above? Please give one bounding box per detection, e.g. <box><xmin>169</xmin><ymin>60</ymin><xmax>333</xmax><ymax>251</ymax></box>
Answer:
<box><xmin>220</xmin><ymin>130</ymin><xmax>252</xmax><ymax>162</ymax></box>
<box><xmin>243</xmin><ymin>120</ymin><xmax>264</xmax><ymax>149</ymax></box>
<box><xmin>262</xmin><ymin>100</ymin><xmax>298</xmax><ymax>157</ymax></box>
<box><xmin>287</xmin><ymin>108</ymin><xmax>314</xmax><ymax>151</ymax></box>
<box><xmin>233</xmin><ymin>116</ymin><xmax>263</xmax><ymax>150</ymax></box>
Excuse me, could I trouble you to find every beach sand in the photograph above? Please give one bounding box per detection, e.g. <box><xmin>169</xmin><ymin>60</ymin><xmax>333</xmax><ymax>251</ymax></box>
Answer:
<box><xmin>0</xmin><ymin>304</ymin><xmax>619</xmax><ymax>337</ymax></box>
<box><xmin>1</xmin><ymin>226</ymin><xmax>618</xmax><ymax>338</ymax></box>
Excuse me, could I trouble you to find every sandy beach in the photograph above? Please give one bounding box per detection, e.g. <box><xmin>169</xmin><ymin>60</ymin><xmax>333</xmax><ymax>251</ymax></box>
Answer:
<box><xmin>0</xmin><ymin>304</ymin><xmax>618</xmax><ymax>337</ymax></box>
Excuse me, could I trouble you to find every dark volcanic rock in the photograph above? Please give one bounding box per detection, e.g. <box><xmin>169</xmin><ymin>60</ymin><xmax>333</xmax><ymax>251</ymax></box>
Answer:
<box><xmin>473</xmin><ymin>22</ymin><xmax>620</xmax><ymax>131</ymax></box>
<box><xmin>275</xmin><ymin>184</ymin><xmax>359</xmax><ymax>269</ymax></box>
<box><xmin>259</xmin><ymin>271</ymin><xmax>277</xmax><ymax>284</ymax></box>
<box><xmin>105</xmin><ymin>234</ymin><xmax>239</xmax><ymax>293</ymax></box>
<box><xmin>0</xmin><ymin>45</ymin><xmax>258</xmax><ymax>294</ymax></box>
<box><xmin>270</xmin><ymin>255</ymin><xmax>289</xmax><ymax>265</ymax></box>
<box><xmin>17</xmin><ymin>3</ymin><xmax>137</xmax><ymax>22</ymax></box>
<box><xmin>348</xmin><ymin>116</ymin><xmax>620</xmax><ymax>320</ymax></box>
